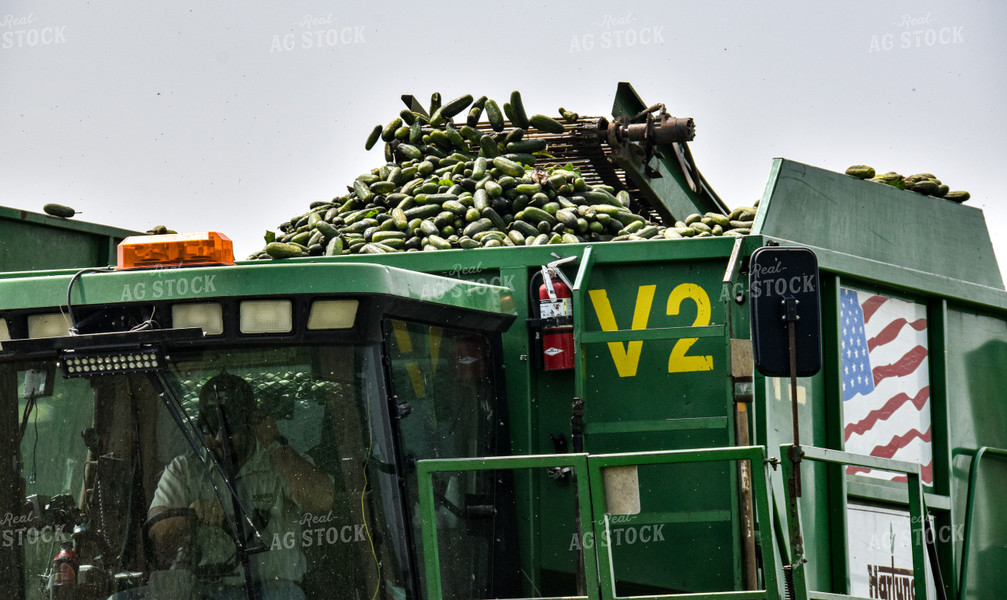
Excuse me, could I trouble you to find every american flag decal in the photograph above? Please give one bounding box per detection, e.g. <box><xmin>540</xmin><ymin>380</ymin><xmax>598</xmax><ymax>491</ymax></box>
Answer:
<box><xmin>840</xmin><ymin>288</ymin><xmax>933</xmax><ymax>485</ymax></box>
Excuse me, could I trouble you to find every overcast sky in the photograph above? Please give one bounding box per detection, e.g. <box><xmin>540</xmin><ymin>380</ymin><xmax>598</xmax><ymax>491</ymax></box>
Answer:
<box><xmin>2</xmin><ymin>1</ymin><xmax>1004</xmax><ymax>282</ymax></box>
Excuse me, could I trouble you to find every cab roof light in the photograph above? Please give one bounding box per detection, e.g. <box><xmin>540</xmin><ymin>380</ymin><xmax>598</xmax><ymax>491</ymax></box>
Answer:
<box><xmin>28</xmin><ymin>313</ymin><xmax>72</xmax><ymax>339</ymax></box>
<box><xmin>172</xmin><ymin>303</ymin><xmax>224</xmax><ymax>336</ymax></box>
<box><xmin>307</xmin><ymin>300</ymin><xmax>358</xmax><ymax>330</ymax></box>
<box><xmin>117</xmin><ymin>232</ymin><xmax>234</xmax><ymax>270</ymax></box>
<box><xmin>240</xmin><ymin>300</ymin><xmax>292</xmax><ymax>334</ymax></box>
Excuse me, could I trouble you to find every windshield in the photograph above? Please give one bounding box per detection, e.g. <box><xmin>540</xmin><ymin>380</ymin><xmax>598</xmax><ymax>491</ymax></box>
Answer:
<box><xmin>0</xmin><ymin>343</ymin><xmax>408</xmax><ymax>600</ymax></box>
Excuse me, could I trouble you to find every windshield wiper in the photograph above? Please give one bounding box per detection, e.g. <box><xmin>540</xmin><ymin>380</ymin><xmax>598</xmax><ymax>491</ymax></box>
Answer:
<box><xmin>152</xmin><ymin>372</ymin><xmax>266</xmax><ymax>600</ymax></box>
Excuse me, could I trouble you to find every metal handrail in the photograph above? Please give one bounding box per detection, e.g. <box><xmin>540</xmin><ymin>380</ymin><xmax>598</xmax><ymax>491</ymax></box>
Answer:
<box><xmin>957</xmin><ymin>446</ymin><xmax>1007</xmax><ymax>600</ymax></box>
<box><xmin>779</xmin><ymin>445</ymin><xmax>930</xmax><ymax>600</ymax></box>
<box><xmin>417</xmin><ymin>446</ymin><xmax>781</xmax><ymax>600</ymax></box>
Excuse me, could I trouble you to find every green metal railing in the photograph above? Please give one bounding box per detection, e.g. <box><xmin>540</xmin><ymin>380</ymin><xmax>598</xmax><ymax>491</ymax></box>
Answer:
<box><xmin>778</xmin><ymin>445</ymin><xmax>931</xmax><ymax>600</ymax></box>
<box><xmin>416</xmin><ymin>446</ymin><xmax>779</xmax><ymax>600</ymax></box>
<box><xmin>585</xmin><ymin>447</ymin><xmax>779</xmax><ymax>600</ymax></box>
<box><xmin>957</xmin><ymin>446</ymin><xmax>1007</xmax><ymax>600</ymax></box>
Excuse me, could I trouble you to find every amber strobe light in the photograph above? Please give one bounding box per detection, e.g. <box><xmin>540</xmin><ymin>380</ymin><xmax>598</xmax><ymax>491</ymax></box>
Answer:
<box><xmin>117</xmin><ymin>232</ymin><xmax>234</xmax><ymax>269</ymax></box>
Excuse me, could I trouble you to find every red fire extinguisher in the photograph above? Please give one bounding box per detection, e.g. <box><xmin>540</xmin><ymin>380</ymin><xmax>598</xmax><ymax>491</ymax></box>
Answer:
<box><xmin>538</xmin><ymin>259</ymin><xmax>576</xmax><ymax>370</ymax></box>
<box><xmin>50</xmin><ymin>541</ymin><xmax>78</xmax><ymax>599</ymax></box>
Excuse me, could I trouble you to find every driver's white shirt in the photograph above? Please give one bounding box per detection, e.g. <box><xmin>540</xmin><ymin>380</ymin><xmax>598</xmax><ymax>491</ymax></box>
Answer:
<box><xmin>149</xmin><ymin>441</ymin><xmax>306</xmax><ymax>585</ymax></box>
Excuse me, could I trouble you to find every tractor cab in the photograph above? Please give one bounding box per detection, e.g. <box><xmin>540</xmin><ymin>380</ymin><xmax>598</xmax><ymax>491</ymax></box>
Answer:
<box><xmin>0</xmin><ymin>236</ymin><xmax>517</xmax><ymax>600</ymax></box>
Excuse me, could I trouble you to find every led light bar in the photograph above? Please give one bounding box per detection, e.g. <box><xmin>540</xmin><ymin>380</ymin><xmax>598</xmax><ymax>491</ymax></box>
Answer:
<box><xmin>60</xmin><ymin>347</ymin><xmax>165</xmax><ymax>377</ymax></box>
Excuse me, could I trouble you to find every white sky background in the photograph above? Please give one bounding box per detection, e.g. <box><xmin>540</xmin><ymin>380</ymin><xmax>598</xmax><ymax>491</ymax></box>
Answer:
<box><xmin>2</xmin><ymin>1</ymin><xmax>1004</xmax><ymax>279</ymax></box>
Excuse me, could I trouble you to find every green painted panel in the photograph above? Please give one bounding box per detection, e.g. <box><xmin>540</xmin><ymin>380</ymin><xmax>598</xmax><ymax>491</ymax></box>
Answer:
<box><xmin>759</xmin><ymin>159</ymin><xmax>1003</xmax><ymax>291</ymax></box>
<box><xmin>578</xmin><ymin>258</ymin><xmax>730</xmax><ymax>425</ymax></box>
<box><xmin>0</xmin><ymin>262</ymin><xmax>515</xmax><ymax>317</ymax></box>
<box><xmin>0</xmin><ymin>206</ymin><xmax>139</xmax><ymax>272</ymax></box>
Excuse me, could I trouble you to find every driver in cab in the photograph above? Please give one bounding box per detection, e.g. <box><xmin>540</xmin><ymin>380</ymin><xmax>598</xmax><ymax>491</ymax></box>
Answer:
<box><xmin>130</xmin><ymin>373</ymin><xmax>334</xmax><ymax>599</ymax></box>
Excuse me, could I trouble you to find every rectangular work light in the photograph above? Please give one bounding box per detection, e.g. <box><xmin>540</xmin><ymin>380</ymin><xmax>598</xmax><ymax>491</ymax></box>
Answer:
<box><xmin>60</xmin><ymin>347</ymin><xmax>164</xmax><ymax>377</ymax></box>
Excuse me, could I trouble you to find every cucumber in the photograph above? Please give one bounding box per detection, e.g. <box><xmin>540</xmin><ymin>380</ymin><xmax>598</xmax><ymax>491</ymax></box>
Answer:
<box><xmin>466</xmin><ymin>105</ymin><xmax>484</xmax><ymax>127</ymax></box>
<box><xmin>504</xmin><ymin>127</ymin><xmax>524</xmax><ymax>145</ymax></box>
<box><xmin>580</xmin><ymin>189</ymin><xmax>620</xmax><ymax>206</ymax></box>
<box><xmin>503</xmin><ymin>153</ymin><xmax>536</xmax><ymax>168</ymax></box>
<box><xmin>509</xmin><ymin>220</ymin><xmax>539</xmax><ymax>238</ymax></box>
<box><xmin>315</xmin><ymin>220</ymin><xmax>338</xmax><ymax>240</ymax></box>
<box><xmin>459</xmin><ymin>125</ymin><xmax>481</xmax><ymax>142</ymax></box>
<box><xmin>845</xmin><ymin>165</ymin><xmax>875</xmax><ymax>179</ymax></box>
<box><xmin>529</xmin><ymin>114</ymin><xmax>565</xmax><ymax>134</ymax></box>
<box><xmin>440</xmin><ymin>94</ymin><xmax>473</xmax><ymax>118</ymax></box>
<box><xmin>381</xmin><ymin>118</ymin><xmax>403</xmax><ymax>142</ymax></box>
<box><xmin>419</xmin><ymin>220</ymin><xmax>440</xmax><ymax>237</ymax></box>
<box><xmin>442</xmin><ymin>200</ymin><xmax>467</xmax><ymax>216</ymax></box>
<box><xmin>555</xmin><ymin>208</ymin><xmax>578</xmax><ymax>229</ymax></box>
<box><xmin>613</xmin><ymin>211</ymin><xmax>646</xmax><ymax>227</ymax></box>
<box><xmin>324</xmin><ymin>236</ymin><xmax>344</xmax><ymax>256</ymax></box>
<box><xmin>471</xmin><ymin>156</ymin><xmax>487</xmax><ymax>179</ymax></box>
<box><xmin>482</xmin><ymin>207</ymin><xmax>508</xmax><ymax>230</ymax></box>
<box><xmin>444</xmin><ymin>127</ymin><xmax>466</xmax><ymax>150</ymax></box>
<box><xmin>474</xmin><ymin>230</ymin><xmax>505</xmax><ymax>243</ymax></box>
<box><xmin>509</xmin><ymin>91</ymin><xmax>530</xmax><ymax>128</ymax></box>
<box><xmin>636</xmin><ymin>225</ymin><xmax>659</xmax><ymax>239</ymax></box>
<box><xmin>518</xmin><ymin>206</ymin><xmax>557</xmax><ymax>226</ymax></box>
<box><xmin>908</xmin><ymin>180</ymin><xmax>939</xmax><ymax>195</ymax></box>
<box><xmin>265</xmin><ymin>242</ymin><xmax>304</xmax><ymax>259</ymax></box>
<box><xmin>369</xmin><ymin>181</ymin><xmax>397</xmax><ymax>195</ymax></box>
<box><xmin>506</xmin><ymin>139</ymin><xmax>547</xmax><ymax>153</ymax></box>
<box><xmin>391</xmin><ymin>208</ymin><xmax>409</xmax><ymax>230</ymax></box>
<box><xmin>728</xmin><ymin>206</ymin><xmax>756</xmax><ymax>220</ymax></box>
<box><xmin>616</xmin><ymin>190</ymin><xmax>632</xmax><ymax>208</ymax></box>
<box><xmin>705</xmin><ymin>212</ymin><xmax>730</xmax><ymax>227</ymax></box>
<box><xmin>372</xmin><ymin>231</ymin><xmax>407</xmax><ymax>243</ymax></box>
<box><xmin>365</xmin><ymin>125</ymin><xmax>382</xmax><ymax>151</ymax></box>
<box><xmin>404</xmin><ymin>204</ymin><xmax>442</xmax><ymax>219</ymax></box>
<box><xmin>479</xmin><ymin>135</ymin><xmax>501</xmax><ymax>158</ymax></box>
<box><xmin>428</xmin><ymin>130</ymin><xmax>453</xmax><ymax>149</ymax></box>
<box><xmin>558</xmin><ymin>107</ymin><xmax>579</xmax><ymax>123</ymax></box>
<box><xmin>425</xmin><ymin>192</ymin><xmax>459</xmax><ymax>205</ymax></box>
<box><xmin>44</xmin><ymin>203</ymin><xmax>78</xmax><ymax>218</ymax></box>
<box><xmin>353</xmin><ymin>179</ymin><xmax>373</xmax><ymax>202</ymax></box>
<box><xmin>484</xmin><ymin>99</ymin><xmax>505</xmax><ymax>132</ymax></box>
<box><xmin>484</xmin><ymin>180</ymin><xmax>503</xmax><ymax>197</ymax></box>
<box><xmin>463</xmin><ymin>218</ymin><xmax>493</xmax><ymax>237</ymax></box>
<box><xmin>398</xmin><ymin>143</ymin><xmax>423</xmax><ymax>161</ymax></box>
<box><xmin>619</xmin><ymin>221</ymin><xmax>645</xmax><ymax>235</ymax></box>
<box><xmin>493</xmin><ymin>156</ymin><xmax>525</xmax><ymax>178</ymax></box>
<box><xmin>944</xmin><ymin>190</ymin><xmax>970</xmax><ymax>203</ymax></box>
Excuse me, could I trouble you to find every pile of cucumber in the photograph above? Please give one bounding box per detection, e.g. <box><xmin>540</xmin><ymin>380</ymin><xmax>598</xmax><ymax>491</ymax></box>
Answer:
<box><xmin>845</xmin><ymin>165</ymin><xmax>970</xmax><ymax>203</ymax></box>
<box><xmin>254</xmin><ymin>92</ymin><xmax>753</xmax><ymax>259</ymax></box>
<box><xmin>175</xmin><ymin>371</ymin><xmax>332</xmax><ymax>417</ymax></box>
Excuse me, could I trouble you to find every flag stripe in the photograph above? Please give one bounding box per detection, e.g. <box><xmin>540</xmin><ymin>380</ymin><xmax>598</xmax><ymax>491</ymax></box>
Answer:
<box><xmin>860</xmin><ymin>295</ymin><xmax>889</xmax><ymax>323</ymax></box>
<box><xmin>844</xmin><ymin>386</ymin><xmax>930</xmax><ymax>439</ymax></box>
<box><xmin>866</xmin><ymin>317</ymin><xmax>927</xmax><ymax>352</ymax></box>
<box><xmin>872</xmin><ymin>345</ymin><xmax>928</xmax><ymax>385</ymax></box>
<box><xmin>868</xmin><ymin>427</ymin><xmax>931</xmax><ymax>459</ymax></box>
